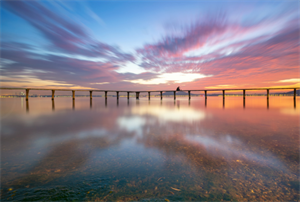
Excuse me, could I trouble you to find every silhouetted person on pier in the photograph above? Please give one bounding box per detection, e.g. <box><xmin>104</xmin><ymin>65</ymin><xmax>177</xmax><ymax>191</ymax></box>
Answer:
<box><xmin>176</xmin><ymin>86</ymin><xmax>181</xmax><ymax>91</ymax></box>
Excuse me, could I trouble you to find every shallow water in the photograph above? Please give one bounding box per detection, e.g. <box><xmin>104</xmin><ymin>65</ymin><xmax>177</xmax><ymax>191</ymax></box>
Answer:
<box><xmin>1</xmin><ymin>96</ymin><xmax>299</xmax><ymax>201</ymax></box>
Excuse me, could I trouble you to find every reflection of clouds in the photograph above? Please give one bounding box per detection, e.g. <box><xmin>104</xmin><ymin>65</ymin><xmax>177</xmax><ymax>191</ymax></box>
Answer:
<box><xmin>131</xmin><ymin>106</ymin><xmax>206</xmax><ymax>122</ymax></box>
<box><xmin>117</xmin><ymin>116</ymin><xmax>146</xmax><ymax>136</ymax></box>
<box><xmin>280</xmin><ymin>108</ymin><xmax>300</xmax><ymax>116</ymax></box>
<box><xmin>186</xmin><ymin>134</ymin><xmax>286</xmax><ymax>170</ymax></box>
<box><xmin>34</xmin><ymin>128</ymin><xmax>108</xmax><ymax>147</ymax></box>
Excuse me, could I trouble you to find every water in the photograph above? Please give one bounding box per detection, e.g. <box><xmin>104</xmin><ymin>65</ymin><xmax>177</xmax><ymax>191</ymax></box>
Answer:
<box><xmin>1</xmin><ymin>96</ymin><xmax>299</xmax><ymax>201</ymax></box>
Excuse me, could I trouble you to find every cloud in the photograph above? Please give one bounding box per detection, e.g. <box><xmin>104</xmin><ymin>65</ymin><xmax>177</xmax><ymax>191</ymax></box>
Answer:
<box><xmin>1</xmin><ymin>1</ymin><xmax>137</xmax><ymax>89</ymax></box>
<box><xmin>2</xmin><ymin>1</ymin><xmax>135</xmax><ymax>62</ymax></box>
<box><xmin>136</xmin><ymin>9</ymin><xmax>299</xmax><ymax>89</ymax></box>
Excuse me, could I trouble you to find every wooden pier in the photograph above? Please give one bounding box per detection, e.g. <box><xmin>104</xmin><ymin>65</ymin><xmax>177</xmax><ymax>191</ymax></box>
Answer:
<box><xmin>0</xmin><ymin>86</ymin><xmax>300</xmax><ymax>100</ymax></box>
<box><xmin>1</xmin><ymin>87</ymin><xmax>298</xmax><ymax>111</ymax></box>
<box><xmin>0</xmin><ymin>87</ymin><xmax>299</xmax><ymax>101</ymax></box>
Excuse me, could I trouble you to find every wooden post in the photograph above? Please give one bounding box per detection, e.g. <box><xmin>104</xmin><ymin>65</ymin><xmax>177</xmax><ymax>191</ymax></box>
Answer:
<box><xmin>223</xmin><ymin>90</ymin><xmax>225</xmax><ymax>99</ymax></box>
<box><xmin>294</xmin><ymin>88</ymin><xmax>296</xmax><ymax>100</ymax></box>
<box><xmin>243</xmin><ymin>90</ymin><xmax>246</xmax><ymax>108</ymax></box>
<box><xmin>52</xmin><ymin>90</ymin><xmax>55</xmax><ymax>100</ymax></box>
<box><xmin>116</xmin><ymin>91</ymin><xmax>119</xmax><ymax>100</ymax></box>
<box><xmin>136</xmin><ymin>92</ymin><xmax>139</xmax><ymax>100</ymax></box>
<box><xmin>127</xmin><ymin>92</ymin><xmax>129</xmax><ymax>99</ymax></box>
<box><xmin>160</xmin><ymin>91</ymin><xmax>163</xmax><ymax>100</ymax></box>
<box><xmin>105</xmin><ymin>91</ymin><xmax>107</xmax><ymax>99</ymax></box>
<box><xmin>267</xmin><ymin>89</ymin><xmax>269</xmax><ymax>99</ymax></box>
<box><xmin>174</xmin><ymin>91</ymin><xmax>176</xmax><ymax>100</ymax></box>
<box><xmin>148</xmin><ymin>92</ymin><xmax>150</xmax><ymax>100</ymax></box>
<box><xmin>205</xmin><ymin>90</ymin><xmax>207</xmax><ymax>100</ymax></box>
<box><xmin>26</xmin><ymin>89</ymin><xmax>29</xmax><ymax>101</ymax></box>
<box><xmin>72</xmin><ymin>90</ymin><xmax>75</xmax><ymax>100</ymax></box>
<box><xmin>188</xmin><ymin>91</ymin><xmax>191</xmax><ymax>100</ymax></box>
<box><xmin>90</xmin><ymin>91</ymin><xmax>92</xmax><ymax>99</ymax></box>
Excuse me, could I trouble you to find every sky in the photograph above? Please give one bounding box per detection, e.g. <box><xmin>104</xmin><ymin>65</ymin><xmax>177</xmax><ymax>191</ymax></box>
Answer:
<box><xmin>0</xmin><ymin>0</ymin><xmax>300</xmax><ymax>91</ymax></box>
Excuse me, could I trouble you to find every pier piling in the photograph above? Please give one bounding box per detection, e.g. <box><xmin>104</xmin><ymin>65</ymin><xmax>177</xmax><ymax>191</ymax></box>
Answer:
<box><xmin>127</xmin><ymin>92</ymin><xmax>130</xmax><ymax>99</ymax></box>
<box><xmin>116</xmin><ymin>91</ymin><xmax>119</xmax><ymax>100</ymax></box>
<box><xmin>52</xmin><ymin>90</ymin><xmax>55</xmax><ymax>100</ymax></box>
<box><xmin>148</xmin><ymin>92</ymin><xmax>150</xmax><ymax>100</ymax></box>
<box><xmin>267</xmin><ymin>89</ymin><xmax>269</xmax><ymax>99</ymax></box>
<box><xmin>174</xmin><ymin>91</ymin><xmax>176</xmax><ymax>100</ymax></box>
<box><xmin>188</xmin><ymin>91</ymin><xmax>191</xmax><ymax>100</ymax></box>
<box><xmin>223</xmin><ymin>90</ymin><xmax>225</xmax><ymax>99</ymax></box>
<box><xmin>136</xmin><ymin>92</ymin><xmax>140</xmax><ymax>100</ymax></box>
<box><xmin>205</xmin><ymin>90</ymin><xmax>207</xmax><ymax>100</ymax></box>
<box><xmin>160</xmin><ymin>91</ymin><xmax>163</xmax><ymax>100</ymax></box>
<box><xmin>72</xmin><ymin>90</ymin><xmax>75</xmax><ymax>100</ymax></box>
<box><xmin>90</xmin><ymin>91</ymin><xmax>92</xmax><ymax>99</ymax></box>
<box><xmin>26</xmin><ymin>89</ymin><xmax>29</xmax><ymax>101</ymax></box>
<box><xmin>294</xmin><ymin>88</ymin><xmax>296</xmax><ymax>100</ymax></box>
<box><xmin>105</xmin><ymin>91</ymin><xmax>107</xmax><ymax>99</ymax></box>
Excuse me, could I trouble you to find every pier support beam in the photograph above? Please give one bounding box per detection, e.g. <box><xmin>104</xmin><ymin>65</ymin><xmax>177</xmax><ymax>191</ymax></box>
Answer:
<box><xmin>26</xmin><ymin>89</ymin><xmax>29</xmax><ymax>101</ymax></box>
<box><xmin>148</xmin><ymin>92</ymin><xmax>150</xmax><ymax>100</ymax></box>
<box><xmin>127</xmin><ymin>92</ymin><xmax>130</xmax><ymax>99</ymax></box>
<box><xmin>174</xmin><ymin>91</ymin><xmax>176</xmax><ymax>100</ymax></box>
<box><xmin>116</xmin><ymin>91</ymin><xmax>119</xmax><ymax>100</ymax></box>
<box><xmin>205</xmin><ymin>90</ymin><xmax>207</xmax><ymax>100</ymax></box>
<box><xmin>136</xmin><ymin>92</ymin><xmax>140</xmax><ymax>100</ymax></box>
<box><xmin>222</xmin><ymin>90</ymin><xmax>225</xmax><ymax>99</ymax></box>
<box><xmin>105</xmin><ymin>91</ymin><xmax>107</xmax><ymax>99</ymax></box>
<box><xmin>160</xmin><ymin>91</ymin><xmax>163</xmax><ymax>100</ymax></box>
<box><xmin>294</xmin><ymin>88</ymin><xmax>296</xmax><ymax>109</ymax></box>
<box><xmin>52</xmin><ymin>90</ymin><xmax>55</xmax><ymax>100</ymax></box>
<box><xmin>267</xmin><ymin>89</ymin><xmax>269</xmax><ymax>99</ymax></box>
<box><xmin>188</xmin><ymin>91</ymin><xmax>191</xmax><ymax>100</ymax></box>
<box><xmin>72</xmin><ymin>90</ymin><xmax>75</xmax><ymax>100</ymax></box>
<box><xmin>90</xmin><ymin>91</ymin><xmax>92</xmax><ymax>99</ymax></box>
<box><xmin>243</xmin><ymin>89</ymin><xmax>246</xmax><ymax>108</ymax></box>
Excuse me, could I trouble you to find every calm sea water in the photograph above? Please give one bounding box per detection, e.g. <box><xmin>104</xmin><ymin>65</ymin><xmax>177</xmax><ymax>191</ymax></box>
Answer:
<box><xmin>1</xmin><ymin>96</ymin><xmax>299</xmax><ymax>201</ymax></box>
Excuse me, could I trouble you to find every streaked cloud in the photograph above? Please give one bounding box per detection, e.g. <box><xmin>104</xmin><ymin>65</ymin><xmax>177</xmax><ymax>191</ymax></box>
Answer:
<box><xmin>0</xmin><ymin>0</ymin><xmax>299</xmax><ymax>90</ymax></box>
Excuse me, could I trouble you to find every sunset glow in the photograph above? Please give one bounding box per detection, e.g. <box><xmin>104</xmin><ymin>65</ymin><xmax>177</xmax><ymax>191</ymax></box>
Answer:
<box><xmin>0</xmin><ymin>0</ymin><xmax>299</xmax><ymax>91</ymax></box>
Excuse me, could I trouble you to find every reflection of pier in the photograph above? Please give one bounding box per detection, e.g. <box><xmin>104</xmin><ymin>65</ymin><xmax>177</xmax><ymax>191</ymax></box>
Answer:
<box><xmin>2</xmin><ymin>87</ymin><xmax>299</xmax><ymax>111</ymax></box>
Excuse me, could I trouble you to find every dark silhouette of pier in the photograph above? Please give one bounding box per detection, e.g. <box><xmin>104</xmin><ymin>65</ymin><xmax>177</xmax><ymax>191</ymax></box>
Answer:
<box><xmin>1</xmin><ymin>87</ymin><xmax>299</xmax><ymax>101</ymax></box>
<box><xmin>1</xmin><ymin>87</ymin><xmax>298</xmax><ymax>111</ymax></box>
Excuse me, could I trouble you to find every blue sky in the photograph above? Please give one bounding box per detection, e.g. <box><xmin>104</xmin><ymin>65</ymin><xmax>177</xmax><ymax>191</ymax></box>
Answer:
<box><xmin>1</xmin><ymin>0</ymin><xmax>299</xmax><ymax>91</ymax></box>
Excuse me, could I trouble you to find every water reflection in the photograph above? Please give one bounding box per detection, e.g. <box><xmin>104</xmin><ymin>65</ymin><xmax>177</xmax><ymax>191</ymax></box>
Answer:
<box><xmin>52</xmin><ymin>99</ymin><xmax>55</xmax><ymax>111</ymax></box>
<box><xmin>1</xmin><ymin>97</ymin><xmax>299</xmax><ymax>201</ymax></box>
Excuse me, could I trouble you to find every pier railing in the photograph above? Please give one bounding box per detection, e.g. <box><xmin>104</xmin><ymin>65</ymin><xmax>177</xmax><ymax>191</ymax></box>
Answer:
<box><xmin>0</xmin><ymin>87</ymin><xmax>299</xmax><ymax>101</ymax></box>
